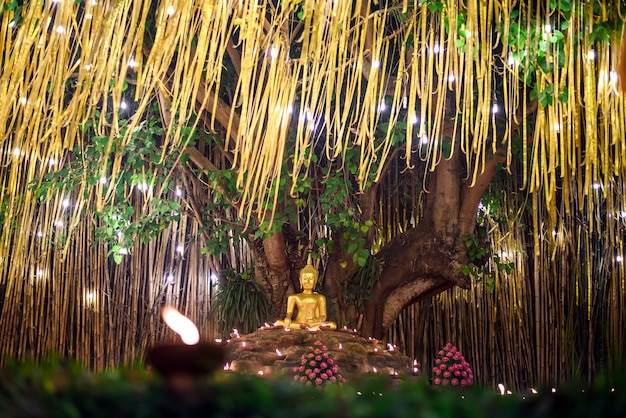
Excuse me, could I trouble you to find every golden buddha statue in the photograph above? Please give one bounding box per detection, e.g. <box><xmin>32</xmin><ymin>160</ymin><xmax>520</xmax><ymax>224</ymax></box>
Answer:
<box><xmin>275</xmin><ymin>263</ymin><xmax>337</xmax><ymax>330</ymax></box>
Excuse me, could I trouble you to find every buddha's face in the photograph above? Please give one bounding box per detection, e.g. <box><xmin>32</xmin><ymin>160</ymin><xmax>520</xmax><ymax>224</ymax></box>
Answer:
<box><xmin>300</xmin><ymin>272</ymin><xmax>316</xmax><ymax>290</ymax></box>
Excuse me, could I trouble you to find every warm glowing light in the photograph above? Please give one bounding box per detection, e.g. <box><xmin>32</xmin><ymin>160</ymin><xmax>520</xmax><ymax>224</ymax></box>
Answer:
<box><xmin>616</xmin><ymin>255</ymin><xmax>623</xmax><ymax>263</ymax></box>
<box><xmin>448</xmin><ymin>74</ymin><xmax>456</xmax><ymax>82</ymax></box>
<box><xmin>128</xmin><ymin>57</ymin><xmax>138</xmax><ymax>68</ymax></box>
<box><xmin>588</xmin><ymin>49</ymin><xmax>596</xmax><ymax>60</ymax></box>
<box><xmin>13</xmin><ymin>147</ymin><xmax>20</xmax><ymax>157</ymax></box>
<box><xmin>99</xmin><ymin>177</ymin><xmax>107</xmax><ymax>184</ymax></box>
<box><xmin>372</xmin><ymin>367</ymin><xmax>378</xmax><ymax>373</ymax></box>
<box><xmin>55</xmin><ymin>25</ymin><xmax>65</xmax><ymax>34</ymax></box>
<box><xmin>166</xmin><ymin>5</ymin><xmax>175</xmax><ymax>15</ymax></box>
<box><xmin>371</xmin><ymin>60</ymin><xmax>380</xmax><ymax>69</ymax></box>
<box><xmin>409</xmin><ymin>114</ymin><xmax>418</xmax><ymax>124</ymax></box>
<box><xmin>492</xmin><ymin>103</ymin><xmax>499</xmax><ymax>114</ymax></box>
<box><xmin>62</xmin><ymin>198</ymin><xmax>70</xmax><ymax>208</ymax></box>
<box><xmin>120</xmin><ymin>100</ymin><xmax>128</xmax><ymax>110</ymax></box>
<box><xmin>432</xmin><ymin>44</ymin><xmax>440</xmax><ymax>54</ymax></box>
<box><xmin>498</xmin><ymin>383</ymin><xmax>505</xmax><ymax>395</ymax></box>
<box><xmin>530</xmin><ymin>388</ymin><xmax>538</xmax><ymax>394</ymax></box>
<box><xmin>19</xmin><ymin>97</ymin><xmax>27</xmax><ymax>105</ymax></box>
<box><xmin>162</xmin><ymin>306</ymin><xmax>200</xmax><ymax>345</ymax></box>
<box><xmin>269</xmin><ymin>47</ymin><xmax>278</xmax><ymax>58</ymax></box>
<box><xmin>176</xmin><ymin>245</ymin><xmax>184</xmax><ymax>254</ymax></box>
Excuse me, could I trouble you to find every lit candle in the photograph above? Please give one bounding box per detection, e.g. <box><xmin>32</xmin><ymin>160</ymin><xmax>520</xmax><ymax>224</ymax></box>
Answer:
<box><xmin>337</xmin><ymin>343</ymin><xmax>343</xmax><ymax>351</ymax></box>
<box><xmin>390</xmin><ymin>370</ymin><xmax>401</xmax><ymax>379</ymax></box>
<box><xmin>240</xmin><ymin>341</ymin><xmax>253</xmax><ymax>351</ymax></box>
<box><xmin>307</xmin><ymin>327</ymin><xmax>319</xmax><ymax>334</ymax></box>
<box><xmin>275</xmin><ymin>349</ymin><xmax>286</xmax><ymax>360</ymax></box>
<box><xmin>412</xmin><ymin>359</ymin><xmax>420</xmax><ymax>376</ymax></box>
<box><xmin>283</xmin><ymin>327</ymin><xmax>291</xmax><ymax>334</ymax></box>
<box><xmin>387</xmin><ymin>343</ymin><xmax>396</xmax><ymax>353</ymax></box>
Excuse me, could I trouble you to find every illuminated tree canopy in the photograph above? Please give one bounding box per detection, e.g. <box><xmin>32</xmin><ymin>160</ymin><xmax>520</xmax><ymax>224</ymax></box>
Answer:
<box><xmin>1</xmin><ymin>0</ymin><xmax>626</xmax><ymax>384</ymax></box>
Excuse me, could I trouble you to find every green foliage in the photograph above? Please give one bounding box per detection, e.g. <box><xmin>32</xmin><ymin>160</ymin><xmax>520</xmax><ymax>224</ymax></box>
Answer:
<box><xmin>346</xmin><ymin>255</ymin><xmax>382</xmax><ymax>309</ymax></box>
<box><xmin>28</xmin><ymin>114</ymin><xmax>189</xmax><ymax>264</ymax></box>
<box><xmin>211</xmin><ymin>268</ymin><xmax>271</xmax><ymax>337</ymax></box>
<box><xmin>1</xmin><ymin>357</ymin><xmax>626</xmax><ymax>418</ymax></box>
<box><xmin>460</xmin><ymin>232</ymin><xmax>515</xmax><ymax>291</ymax></box>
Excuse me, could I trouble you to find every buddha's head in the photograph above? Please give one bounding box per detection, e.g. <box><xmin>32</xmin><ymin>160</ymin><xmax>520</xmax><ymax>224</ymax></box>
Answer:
<box><xmin>299</xmin><ymin>263</ymin><xmax>318</xmax><ymax>291</ymax></box>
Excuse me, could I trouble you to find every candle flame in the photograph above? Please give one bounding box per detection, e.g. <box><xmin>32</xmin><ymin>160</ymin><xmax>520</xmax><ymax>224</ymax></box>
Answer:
<box><xmin>161</xmin><ymin>306</ymin><xmax>199</xmax><ymax>345</ymax></box>
<box><xmin>373</xmin><ymin>367</ymin><xmax>378</xmax><ymax>373</ymax></box>
<box><xmin>498</xmin><ymin>383</ymin><xmax>505</xmax><ymax>395</ymax></box>
<box><xmin>224</xmin><ymin>363</ymin><xmax>230</xmax><ymax>370</ymax></box>
<box><xmin>276</xmin><ymin>349</ymin><xmax>282</xmax><ymax>356</ymax></box>
<box><xmin>338</xmin><ymin>343</ymin><xmax>343</xmax><ymax>349</ymax></box>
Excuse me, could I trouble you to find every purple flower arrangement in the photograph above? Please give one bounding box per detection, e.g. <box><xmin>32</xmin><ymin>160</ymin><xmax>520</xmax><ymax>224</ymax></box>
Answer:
<box><xmin>432</xmin><ymin>343</ymin><xmax>474</xmax><ymax>387</ymax></box>
<box><xmin>293</xmin><ymin>341</ymin><xmax>345</xmax><ymax>388</ymax></box>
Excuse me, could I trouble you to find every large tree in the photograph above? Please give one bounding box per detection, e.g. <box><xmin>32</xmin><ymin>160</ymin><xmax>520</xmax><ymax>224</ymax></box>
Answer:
<box><xmin>2</xmin><ymin>0</ymin><xmax>625</xmax><ymax>352</ymax></box>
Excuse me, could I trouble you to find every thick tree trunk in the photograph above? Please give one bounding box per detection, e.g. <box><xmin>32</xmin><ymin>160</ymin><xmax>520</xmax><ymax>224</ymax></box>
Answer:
<box><xmin>362</xmin><ymin>224</ymin><xmax>471</xmax><ymax>338</ymax></box>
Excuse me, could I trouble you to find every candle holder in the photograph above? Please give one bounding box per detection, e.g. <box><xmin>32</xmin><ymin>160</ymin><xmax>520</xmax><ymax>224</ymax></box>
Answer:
<box><xmin>283</xmin><ymin>327</ymin><xmax>292</xmax><ymax>334</ymax></box>
<box><xmin>371</xmin><ymin>348</ymin><xmax>384</xmax><ymax>355</ymax></box>
<box><xmin>239</xmin><ymin>341</ymin><xmax>254</xmax><ymax>351</ymax></box>
<box><xmin>319</xmin><ymin>323</ymin><xmax>332</xmax><ymax>331</ymax></box>
<box><xmin>307</xmin><ymin>327</ymin><xmax>319</xmax><ymax>334</ymax></box>
<box><xmin>147</xmin><ymin>342</ymin><xmax>225</xmax><ymax>378</ymax></box>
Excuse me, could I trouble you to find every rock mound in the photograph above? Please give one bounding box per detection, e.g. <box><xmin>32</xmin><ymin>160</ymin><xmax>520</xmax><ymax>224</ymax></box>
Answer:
<box><xmin>224</xmin><ymin>328</ymin><xmax>417</xmax><ymax>382</ymax></box>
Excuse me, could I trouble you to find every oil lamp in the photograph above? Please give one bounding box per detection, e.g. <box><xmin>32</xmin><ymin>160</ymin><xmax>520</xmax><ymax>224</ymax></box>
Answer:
<box><xmin>147</xmin><ymin>306</ymin><xmax>225</xmax><ymax>378</ymax></box>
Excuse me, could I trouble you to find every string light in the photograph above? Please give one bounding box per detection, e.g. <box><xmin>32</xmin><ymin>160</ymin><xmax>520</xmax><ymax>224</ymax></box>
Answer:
<box><xmin>409</xmin><ymin>114</ymin><xmax>418</xmax><ymax>124</ymax></box>
<box><xmin>588</xmin><ymin>49</ymin><xmax>596</xmax><ymax>60</ymax></box>
<box><xmin>19</xmin><ymin>97</ymin><xmax>27</xmax><ymax>105</ymax></box>
<box><xmin>166</xmin><ymin>5</ymin><xmax>175</xmax><ymax>16</ymax></box>
<box><xmin>448</xmin><ymin>74</ymin><xmax>456</xmax><ymax>82</ymax></box>
<box><xmin>371</xmin><ymin>60</ymin><xmax>380</xmax><ymax>69</ymax></box>
<box><xmin>55</xmin><ymin>25</ymin><xmax>65</xmax><ymax>34</ymax></box>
